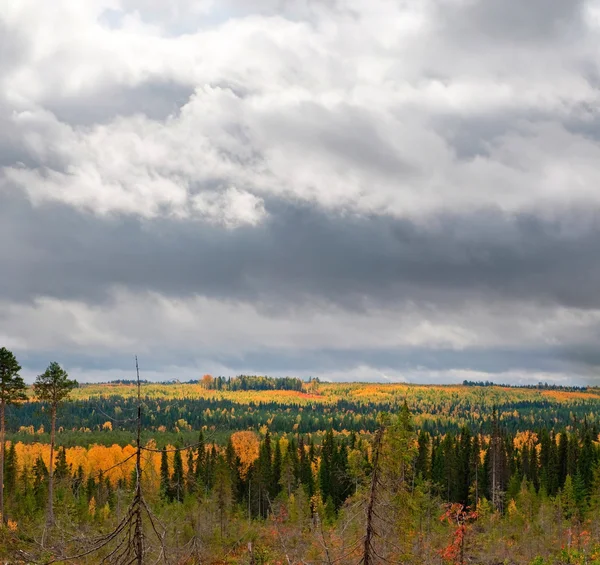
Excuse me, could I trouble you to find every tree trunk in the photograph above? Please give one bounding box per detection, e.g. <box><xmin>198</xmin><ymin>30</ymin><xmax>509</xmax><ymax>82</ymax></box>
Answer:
<box><xmin>362</xmin><ymin>424</ymin><xmax>384</xmax><ymax>565</ymax></box>
<box><xmin>47</xmin><ymin>404</ymin><xmax>56</xmax><ymax>527</ymax></box>
<box><xmin>0</xmin><ymin>399</ymin><xmax>5</xmax><ymax>523</ymax></box>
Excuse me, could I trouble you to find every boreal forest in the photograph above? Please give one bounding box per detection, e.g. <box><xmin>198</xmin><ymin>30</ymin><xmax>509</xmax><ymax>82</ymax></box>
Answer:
<box><xmin>2</xmin><ymin>350</ymin><xmax>600</xmax><ymax>564</ymax></box>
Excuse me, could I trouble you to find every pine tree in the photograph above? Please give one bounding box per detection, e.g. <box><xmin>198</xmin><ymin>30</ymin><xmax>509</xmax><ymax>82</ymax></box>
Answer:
<box><xmin>0</xmin><ymin>347</ymin><xmax>27</xmax><ymax>523</ymax></box>
<box><xmin>33</xmin><ymin>361</ymin><xmax>77</xmax><ymax>528</ymax></box>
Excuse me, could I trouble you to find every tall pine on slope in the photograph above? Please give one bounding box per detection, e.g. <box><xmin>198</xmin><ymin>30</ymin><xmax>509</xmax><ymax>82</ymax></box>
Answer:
<box><xmin>33</xmin><ymin>361</ymin><xmax>77</xmax><ymax>531</ymax></box>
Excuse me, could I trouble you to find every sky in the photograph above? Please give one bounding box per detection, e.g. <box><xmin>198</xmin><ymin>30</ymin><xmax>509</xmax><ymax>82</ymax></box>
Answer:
<box><xmin>2</xmin><ymin>0</ymin><xmax>600</xmax><ymax>385</ymax></box>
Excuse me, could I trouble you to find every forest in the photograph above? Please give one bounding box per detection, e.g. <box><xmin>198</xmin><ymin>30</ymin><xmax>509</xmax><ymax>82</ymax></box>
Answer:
<box><xmin>3</xmin><ymin>350</ymin><xmax>600</xmax><ymax>563</ymax></box>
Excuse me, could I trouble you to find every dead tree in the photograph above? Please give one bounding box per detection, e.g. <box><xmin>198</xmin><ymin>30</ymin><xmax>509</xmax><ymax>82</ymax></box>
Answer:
<box><xmin>360</xmin><ymin>423</ymin><xmax>385</xmax><ymax>565</ymax></box>
<box><xmin>42</xmin><ymin>357</ymin><xmax>169</xmax><ymax>565</ymax></box>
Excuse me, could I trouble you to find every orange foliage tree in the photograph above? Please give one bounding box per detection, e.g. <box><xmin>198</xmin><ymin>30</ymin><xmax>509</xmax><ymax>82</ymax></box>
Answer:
<box><xmin>230</xmin><ymin>431</ymin><xmax>260</xmax><ymax>478</ymax></box>
<box><xmin>439</xmin><ymin>503</ymin><xmax>478</xmax><ymax>565</ymax></box>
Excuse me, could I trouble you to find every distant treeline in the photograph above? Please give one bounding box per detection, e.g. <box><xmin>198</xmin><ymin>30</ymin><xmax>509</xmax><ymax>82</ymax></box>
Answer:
<box><xmin>462</xmin><ymin>380</ymin><xmax>588</xmax><ymax>391</ymax></box>
<box><xmin>201</xmin><ymin>374</ymin><xmax>304</xmax><ymax>391</ymax></box>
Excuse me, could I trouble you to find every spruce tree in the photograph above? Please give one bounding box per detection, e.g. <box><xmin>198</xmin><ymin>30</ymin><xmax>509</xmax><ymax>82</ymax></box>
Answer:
<box><xmin>4</xmin><ymin>442</ymin><xmax>17</xmax><ymax>495</ymax></box>
<box><xmin>271</xmin><ymin>439</ymin><xmax>282</xmax><ymax>499</ymax></box>
<box><xmin>185</xmin><ymin>448</ymin><xmax>196</xmax><ymax>495</ymax></box>
<box><xmin>319</xmin><ymin>430</ymin><xmax>334</xmax><ymax>505</ymax></box>
<box><xmin>469</xmin><ymin>434</ymin><xmax>481</xmax><ymax>508</ymax></box>
<box><xmin>415</xmin><ymin>430</ymin><xmax>431</xmax><ymax>480</ymax></box>
<box><xmin>33</xmin><ymin>456</ymin><xmax>49</xmax><ymax>511</ymax></box>
<box><xmin>195</xmin><ymin>431</ymin><xmax>205</xmax><ymax>485</ymax></box>
<box><xmin>172</xmin><ymin>447</ymin><xmax>185</xmax><ymax>502</ymax></box>
<box><xmin>160</xmin><ymin>447</ymin><xmax>171</xmax><ymax>501</ymax></box>
<box><xmin>213</xmin><ymin>455</ymin><xmax>232</xmax><ymax>537</ymax></box>
<box><xmin>558</xmin><ymin>431</ymin><xmax>568</xmax><ymax>487</ymax></box>
<box><xmin>299</xmin><ymin>437</ymin><xmax>314</xmax><ymax>497</ymax></box>
<box><xmin>54</xmin><ymin>447</ymin><xmax>69</xmax><ymax>482</ymax></box>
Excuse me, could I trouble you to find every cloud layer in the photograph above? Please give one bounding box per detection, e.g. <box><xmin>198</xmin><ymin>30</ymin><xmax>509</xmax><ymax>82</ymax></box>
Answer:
<box><xmin>2</xmin><ymin>0</ymin><xmax>600</xmax><ymax>383</ymax></box>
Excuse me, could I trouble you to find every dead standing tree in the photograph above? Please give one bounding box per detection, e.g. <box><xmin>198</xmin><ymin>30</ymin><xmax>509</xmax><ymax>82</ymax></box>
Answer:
<box><xmin>359</xmin><ymin>404</ymin><xmax>416</xmax><ymax>565</ymax></box>
<box><xmin>43</xmin><ymin>357</ymin><xmax>169</xmax><ymax>565</ymax></box>
<box><xmin>361</xmin><ymin>424</ymin><xmax>384</xmax><ymax>565</ymax></box>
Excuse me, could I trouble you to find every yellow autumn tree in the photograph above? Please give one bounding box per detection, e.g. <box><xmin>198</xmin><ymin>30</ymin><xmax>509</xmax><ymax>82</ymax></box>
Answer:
<box><xmin>230</xmin><ymin>431</ymin><xmax>260</xmax><ymax>479</ymax></box>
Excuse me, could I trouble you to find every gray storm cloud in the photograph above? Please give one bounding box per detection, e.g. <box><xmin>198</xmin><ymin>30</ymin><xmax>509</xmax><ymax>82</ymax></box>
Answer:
<box><xmin>2</xmin><ymin>0</ymin><xmax>600</xmax><ymax>383</ymax></box>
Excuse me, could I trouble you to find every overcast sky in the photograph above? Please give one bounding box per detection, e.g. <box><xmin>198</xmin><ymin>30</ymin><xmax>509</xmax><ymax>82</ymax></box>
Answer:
<box><xmin>2</xmin><ymin>0</ymin><xmax>600</xmax><ymax>384</ymax></box>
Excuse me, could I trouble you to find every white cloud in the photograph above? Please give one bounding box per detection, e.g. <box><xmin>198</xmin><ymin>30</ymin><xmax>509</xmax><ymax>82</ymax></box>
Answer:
<box><xmin>3</xmin><ymin>0</ymin><xmax>600</xmax><ymax>224</ymax></box>
<box><xmin>3</xmin><ymin>0</ymin><xmax>600</xmax><ymax>381</ymax></box>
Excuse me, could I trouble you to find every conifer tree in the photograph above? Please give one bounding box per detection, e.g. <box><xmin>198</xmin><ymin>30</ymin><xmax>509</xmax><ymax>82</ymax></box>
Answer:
<box><xmin>172</xmin><ymin>446</ymin><xmax>185</xmax><ymax>502</ymax></box>
<box><xmin>558</xmin><ymin>431</ymin><xmax>568</xmax><ymax>487</ymax></box>
<box><xmin>299</xmin><ymin>436</ymin><xmax>314</xmax><ymax>497</ymax></box>
<box><xmin>33</xmin><ymin>456</ymin><xmax>49</xmax><ymax>511</ymax></box>
<box><xmin>186</xmin><ymin>448</ymin><xmax>196</xmax><ymax>495</ymax></box>
<box><xmin>271</xmin><ymin>438</ymin><xmax>282</xmax><ymax>499</ymax></box>
<box><xmin>195</xmin><ymin>431</ymin><xmax>205</xmax><ymax>485</ymax></box>
<box><xmin>579</xmin><ymin>430</ymin><xmax>594</xmax><ymax>491</ymax></box>
<box><xmin>213</xmin><ymin>455</ymin><xmax>233</xmax><ymax>537</ymax></box>
<box><xmin>469</xmin><ymin>434</ymin><xmax>481</xmax><ymax>508</ymax></box>
<box><xmin>415</xmin><ymin>430</ymin><xmax>431</xmax><ymax>480</ymax></box>
<box><xmin>160</xmin><ymin>447</ymin><xmax>171</xmax><ymax>501</ymax></box>
<box><xmin>318</xmin><ymin>432</ymin><xmax>332</xmax><ymax>502</ymax></box>
<box><xmin>4</xmin><ymin>441</ymin><xmax>17</xmax><ymax>499</ymax></box>
<box><xmin>458</xmin><ymin>428</ymin><xmax>472</xmax><ymax>505</ymax></box>
<box><xmin>562</xmin><ymin>474</ymin><xmax>577</xmax><ymax>520</ymax></box>
<box><xmin>33</xmin><ymin>361</ymin><xmax>77</xmax><ymax>529</ymax></box>
<box><xmin>54</xmin><ymin>447</ymin><xmax>69</xmax><ymax>482</ymax></box>
<box><xmin>0</xmin><ymin>347</ymin><xmax>27</xmax><ymax>522</ymax></box>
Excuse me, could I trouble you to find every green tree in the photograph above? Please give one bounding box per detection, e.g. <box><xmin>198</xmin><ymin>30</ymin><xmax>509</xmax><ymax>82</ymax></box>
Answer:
<box><xmin>4</xmin><ymin>442</ymin><xmax>17</xmax><ymax>495</ymax></box>
<box><xmin>185</xmin><ymin>448</ymin><xmax>196</xmax><ymax>495</ymax></box>
<box><xmin>54</xmin><ymin>447</ymin><xmax>69</xmax><ymax>482</ymax></box>
<box><xmin>160</xmin><ymin>447</ymin><xmax>171</xmax><ymax>501</ymax></box>
<box><xmin>299</xmin><ymin>436</ymin><xmax>314</xmax><ymax>498</ymax></box>
<box><xmin>0</xmin><ymin>347</ymin><xmax>27</xmax><ymax>522</ymax></box>
<box><xmin>271</xmin><ymin>439</ymin><xmax>282</xmax><ymax>499</ymax></box>
<box><xmin>172</xmin><ymin>447</ymin><xmax>185</xmax><ymax>502</ymax></box>
<box><xmin>561</xmin><ymin>474</ymin><xmax>577</xmax><ymax>520</ymax></box>
<box><xmin>33</xmin><ymin>361</ymin><xmax>77</xmax><ymax>528</ymax></box>
<box><xmin>213</xmin><ymin>454</ymin><xmax>233</xmax><ymax>537</ymax></box>
<box><xmin>33</xmin><ymin>456</ymin><xmax>49</xmax><ymax>512</ymax></box>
